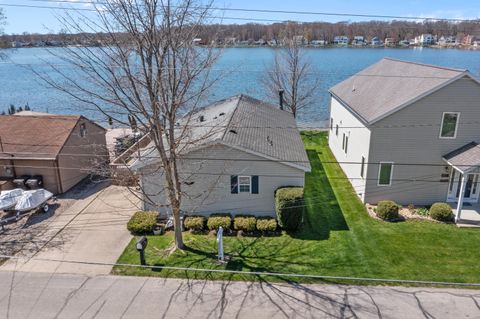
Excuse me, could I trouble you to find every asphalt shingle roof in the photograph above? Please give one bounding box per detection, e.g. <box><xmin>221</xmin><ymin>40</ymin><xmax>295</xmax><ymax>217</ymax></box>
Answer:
<box><xmin>132</xmin><ymin>95</ymin><xmax>311</xmax><ymax>171</ymax></box>
<box><xmin>443</xmin><ymin>142</ymin><xmax>480</xmax><ymax>173</ymax></box>
<box><xmin>0</xmin><ymin>114</ymin><xmax>81</xmax><ymax>159</ymax></box>
<box><xmin>329</xmin><ymin>58</ymin><xmax>467</xmax><ymax>125</ymax></box>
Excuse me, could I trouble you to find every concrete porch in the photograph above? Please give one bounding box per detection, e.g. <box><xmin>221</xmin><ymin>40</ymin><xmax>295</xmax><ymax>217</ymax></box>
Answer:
<box><xmin>450</xmin><ymin>202</ymin><xmax>480</xmax><ymax>227</ymax></box>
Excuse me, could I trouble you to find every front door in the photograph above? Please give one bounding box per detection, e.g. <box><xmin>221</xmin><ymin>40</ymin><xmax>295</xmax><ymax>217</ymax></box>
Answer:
<box><xmin>447</xmin><ymin>170</ymin><xmax>480</xmax><ymax>202</ymax></box>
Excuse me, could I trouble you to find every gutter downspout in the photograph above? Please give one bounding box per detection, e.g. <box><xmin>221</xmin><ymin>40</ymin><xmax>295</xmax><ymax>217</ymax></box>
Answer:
<box><xmin>54</xmin><ymin>157</ymin><xmax>63</xmax><ymax>194</ymax></box>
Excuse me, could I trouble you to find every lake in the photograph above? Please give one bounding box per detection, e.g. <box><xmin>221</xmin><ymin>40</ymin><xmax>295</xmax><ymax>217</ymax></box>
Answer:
<box><xmin>1</xmin><ymin>47</ymin><xmax>479</xmax><ymax>127</ymax></box>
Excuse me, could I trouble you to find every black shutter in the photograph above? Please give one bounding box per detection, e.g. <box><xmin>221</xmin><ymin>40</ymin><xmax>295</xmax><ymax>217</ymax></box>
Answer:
<box><xmin>231</xmin><ymin>175</ymin><xmax>238</xmax><ymax>194</ymax></box>
<box><xmin>252</xmin><ymin>176</ymin><xmax>259</xmax><ymax>194</ymax></box>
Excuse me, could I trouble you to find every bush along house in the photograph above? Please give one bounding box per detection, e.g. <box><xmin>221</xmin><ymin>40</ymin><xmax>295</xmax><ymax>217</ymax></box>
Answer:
<box><xmin>328</xmin><ymin>58</ymin><xmax>480</xmax><ymax>223</ymax></box>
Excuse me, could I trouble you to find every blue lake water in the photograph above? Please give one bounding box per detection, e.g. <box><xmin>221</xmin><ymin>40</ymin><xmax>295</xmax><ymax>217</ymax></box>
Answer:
<box><xmin>0</xmin><ymin>47</ymin><xmax>479</xmax><ymax>126</ymax></box>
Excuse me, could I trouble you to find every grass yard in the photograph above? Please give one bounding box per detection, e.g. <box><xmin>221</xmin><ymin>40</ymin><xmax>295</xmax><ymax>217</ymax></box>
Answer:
<box><xmin>112</xmin><ymin>131</ymin><xmax>480</xmax><ymax>285</ymax></box>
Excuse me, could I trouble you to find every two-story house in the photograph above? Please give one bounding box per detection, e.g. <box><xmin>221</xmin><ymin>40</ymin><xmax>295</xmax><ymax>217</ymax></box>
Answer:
<box><xmin>328</xmin><ymin>58</ymin><xmax>480</xmax><ymax>222</ymax></box>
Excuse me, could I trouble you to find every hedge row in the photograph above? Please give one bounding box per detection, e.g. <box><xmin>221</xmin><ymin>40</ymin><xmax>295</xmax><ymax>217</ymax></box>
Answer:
<box><xmin>183</xmin><ymin>214</ymin><xmax>278</xmax><ymax>233</ymax></box>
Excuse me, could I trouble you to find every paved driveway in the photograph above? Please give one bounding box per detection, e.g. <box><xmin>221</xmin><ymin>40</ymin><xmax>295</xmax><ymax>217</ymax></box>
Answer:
<box><xmin>1</xmin><ymin>185</ymin><xmax>139</xmax><ymax>275</ymax></box>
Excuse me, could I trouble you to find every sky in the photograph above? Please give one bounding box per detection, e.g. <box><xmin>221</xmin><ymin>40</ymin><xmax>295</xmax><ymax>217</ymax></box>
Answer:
<box><xmin>1</xmin><ymin>0</ymin><xmax>480</xmax><ymax>34</ymax></box>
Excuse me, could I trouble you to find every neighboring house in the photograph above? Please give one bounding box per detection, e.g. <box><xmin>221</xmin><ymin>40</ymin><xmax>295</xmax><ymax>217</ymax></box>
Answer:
<box><xmin>414</xmin><ymin>34</ymin><xmax>435</xmax><ymax>46</ymax></box>
<box><xmin>438</xmin><ymin>36</ymin><xmax>458</xmax><ymax>46</ymax></box>
<box><xmin>334</xmin><ymin>36</ymin><xmax>349</xmax><ymax>45</ymax></box>
<box><xmin>0</xmin><ymin>111</ymin><xmax>108</xmax><ymax>193</ymax></box>
<box><xmin>370</xmin><ymin>37</ymin><xmax>382</xmax><ymax>46</ymax></box>
<box><xmin>328</xmin><ymin>58</ymin><xmax>480</xmax><ymax>221</ymax></box>
<box><xmin>352</xmin><ymin>36</ymin><xmax>366</xmax><ymax>46</ymax></box>
<box><xmin>384</xmin><ymin>38</ymin><xmax>397</xmax><ymax>46</ymax></box>
<box><xmin>310</xmin><ymin>40</ymin><xmax>328</xmax><ymax>46</ymax></box>
<box><xmin>122</xmin><ymin>95</ymin><xmax>311</xmax><ymax>217</ymax></box>
<box><xmin>462</xmin><ymin>35</ymin><xmax>476</xmax><ymax>46</ymax></box>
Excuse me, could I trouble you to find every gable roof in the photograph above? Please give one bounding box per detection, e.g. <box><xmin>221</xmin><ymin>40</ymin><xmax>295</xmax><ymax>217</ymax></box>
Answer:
<box><xmin>329</xmin><ymin>58</ymin><xmax>471</xmax><ymax>125</ymax></box>
<box><xmin>443</xmin><ymin>142</ymin><xmax>480</xmax><ymax>173</ymax></box>
<box><xmin>0</xmin><ymin>114</ymin><xmax>81</xmax><ymax>159</ymax></box>
<box><xmin>130</xmin><ymin>95</ymin><xmax>311</xmax><ymax>171</ymax></box>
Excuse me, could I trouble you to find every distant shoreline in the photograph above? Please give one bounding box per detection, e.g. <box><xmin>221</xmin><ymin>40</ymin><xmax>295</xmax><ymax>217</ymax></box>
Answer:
<box><xmin>3</xmin><ymin>44</ymin><xmax>480</xmax><ymax>51</ymax></box>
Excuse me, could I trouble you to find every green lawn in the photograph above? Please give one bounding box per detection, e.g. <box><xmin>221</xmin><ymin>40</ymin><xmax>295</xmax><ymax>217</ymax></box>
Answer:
<box><xmin>112</xmin><ymin>131</ymin><xmax>480</xmax><ymax>285</ymax></box>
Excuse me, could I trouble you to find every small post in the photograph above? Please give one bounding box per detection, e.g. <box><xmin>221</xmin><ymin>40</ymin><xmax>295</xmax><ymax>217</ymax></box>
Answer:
<box><xmin>279</xmin><ymin>89</ymin><xmax>284</xmax><ymax>110</ymax></box>
<box><xmin>216</xmin><ymin>226</ymin><xmax>224</xmax><ymax>262</ymax></box>
<box><xmin>456</xmin><ymin>174</ymin><xmax>467</xmax><ymax>223</ymax></box>
<box><xmin>136</xmin><ymin>236</ymin><xmax>148</xmax><ymax>265</ymax></box>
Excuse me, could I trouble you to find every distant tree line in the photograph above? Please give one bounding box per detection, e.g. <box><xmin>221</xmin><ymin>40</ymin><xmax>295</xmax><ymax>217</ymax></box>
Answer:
<box><xmin>1</xmin><ymin>104</ymin><xmax>31</xmax><ymax>115</ymax></box>
<box><xmin>1</xmin><ymin>19</ymin><xmax>479</xmax><ymax>47</ymax></box>
<box><xmin>198</xmin><ymin>20</ymin><xmax>480</xmax><ymax>43</ymax></box>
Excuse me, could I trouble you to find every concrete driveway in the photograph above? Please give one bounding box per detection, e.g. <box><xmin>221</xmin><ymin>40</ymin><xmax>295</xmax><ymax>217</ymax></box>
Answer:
<box><xmin>1</xmin><ymin>185</ymin><xmax>139</xmax><ymax>275</ymax></box>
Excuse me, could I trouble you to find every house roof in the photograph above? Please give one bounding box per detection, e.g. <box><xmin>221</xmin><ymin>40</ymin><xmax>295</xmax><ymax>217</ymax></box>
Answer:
<box><xmin>0</xmin><ymin>114</ymin><xmax>82</xmax><ymax>159</ymax></box>
<box><xmin>329</xmin><ymin>58</ymin><xmax>469</xmax><ymax>125</ymax></box>
<box><xmin>130</xmin><ymin>95</ymin><xmax>311</xmax><ymax>171</ymax></box>
<box><xmin>443</xmin><ymin>142</ymin><xmax>480</xmax><ymax>173</ymax></box>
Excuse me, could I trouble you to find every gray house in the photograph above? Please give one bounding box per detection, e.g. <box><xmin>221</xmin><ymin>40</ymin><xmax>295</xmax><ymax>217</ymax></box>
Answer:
<box><xmin>127</xmin><ymin>95</ymin><xmax>310</xmax><ymax>217</ymax></box>
<box><xmin>328</xmin><ymin>58</ymin><xmax>480</xmax><ymax>222</ymax></box>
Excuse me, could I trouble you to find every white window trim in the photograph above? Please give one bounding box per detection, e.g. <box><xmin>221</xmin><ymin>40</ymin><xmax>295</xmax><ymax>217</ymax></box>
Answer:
<box><xmin>238</xmin><ymin>175</ymin><xmax>252</xmax><ymax>194</ymax></box>
<box><xmin>439</xmin><ymin>112</ymin><xmax>460</xmax><ymax>139</ymax></box>
<box><xmin>377</xmin><ymin>162</ymin><xmax>394</xmax><ymax>186</ymax></box>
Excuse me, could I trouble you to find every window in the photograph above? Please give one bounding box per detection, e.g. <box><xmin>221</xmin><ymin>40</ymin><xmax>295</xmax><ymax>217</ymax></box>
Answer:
<box><xmin>342</xmin><ymin>133</ymin><xmax>345</xmax><ymax>150</ymax></box>
<box><xmin>335</xmin><ymin>124</ymin><xmax>339</xmax><ymax>136</ymax></box>
<box><xmin>330</xmin><ymin>118</ymin><xmax>333</xmax><ymax>131</ymax></box>
<box><xmin>360</xmin><ymin>156</ymin><xmax>365</xmax><ymax>178</ymax></box>
<box><xmin>344</xmin><ymin>135</ymin><xmax>348</xmax><ymax>154</ymax></box>
<box><xmin>440</xmin><ymin>112</ymin><xmax>459</xmax><ymax>138</ymax></box>
<box><xmin>378</xmin><ymin>162</ymin><xmax>393</xmax><ymax>186</ymax></box>
<box><xmin>80</xmin><ymin>123</ymin><xmax>87</xmax><ymax>138</ymax></box>
<box><xmin>238</xmin><ymin>176</ymin><xmax>251</xmax><ymax>193</ymax></box>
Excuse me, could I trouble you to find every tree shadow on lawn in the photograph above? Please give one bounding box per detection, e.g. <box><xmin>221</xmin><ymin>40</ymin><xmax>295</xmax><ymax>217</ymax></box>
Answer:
<box><xmin>153</xmin><ymin>236</ymin><xmax>320</xmax><ymax>280</ymax></box>
<box><xmin>291</xmin><ymin>149</ymin><xmax>349</xmax><ymax>241</ymax></box>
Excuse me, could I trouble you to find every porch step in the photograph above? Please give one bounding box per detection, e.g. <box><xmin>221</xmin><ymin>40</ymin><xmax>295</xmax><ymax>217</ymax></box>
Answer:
<box><xmin>456</xmin><ymin>219</ymin><xmax>480</xmax><ymax>228</ymax></box>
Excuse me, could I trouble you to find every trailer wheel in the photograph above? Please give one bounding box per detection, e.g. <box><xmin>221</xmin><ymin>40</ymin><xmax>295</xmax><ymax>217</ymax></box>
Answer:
<box><xmin>43</xmin><ymin>205</ymin><xmax>49</xmax><ymax>213</ymax></box>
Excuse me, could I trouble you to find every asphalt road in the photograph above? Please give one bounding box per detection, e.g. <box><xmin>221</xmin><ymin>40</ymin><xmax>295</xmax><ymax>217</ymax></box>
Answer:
<box><xmin>1</xmin><ymin>271</ymin><xmax>479</xmax><ymax>319</ymax></box>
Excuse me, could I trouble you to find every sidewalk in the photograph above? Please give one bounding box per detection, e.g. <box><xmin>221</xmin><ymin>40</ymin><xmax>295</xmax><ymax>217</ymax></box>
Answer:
<box><xmin>1</xmin><ymin>271</ymin><xmax>479</xmax><ymax>319</ymax></box>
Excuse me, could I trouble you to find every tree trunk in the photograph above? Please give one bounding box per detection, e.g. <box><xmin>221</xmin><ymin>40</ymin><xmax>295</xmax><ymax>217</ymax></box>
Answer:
<box><xmin>172</xmin><ymin>206</ymin><xmax>184</xmax><ymax>249</ymax></box>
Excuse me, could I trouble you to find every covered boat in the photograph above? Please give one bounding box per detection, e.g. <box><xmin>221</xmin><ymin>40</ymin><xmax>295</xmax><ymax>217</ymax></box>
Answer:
<box><xmin>0</xmin><ymin>189</ymin><xmax>24</xmax><ymax>211</ymax></box>
<box><xmin>15</xmin><ymin>189</ymin><xmax>54</xmax><ymax>213</ymax></box>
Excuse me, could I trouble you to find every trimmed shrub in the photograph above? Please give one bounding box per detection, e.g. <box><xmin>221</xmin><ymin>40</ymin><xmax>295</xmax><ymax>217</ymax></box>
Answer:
<box><xmin>234</xmin><ymin>215</ymin><xmax>256</xmax><ymax>232</ymax></box>
<box><xmin>207</xmin><ymin>214</ymin><xmax>232</xmax><ymax>231</ymax></box>
<box><xmin>127</xmin><ymin>211</ymin><xmax>158</xmax><ymax>234</ymax></box>
<box><xmin>184</xmin><ymin>216</ymin><xmax>206</xmax><ymax>231</ymax></box>
<box><xmin>275</xmin><ymin>187</ymin><xmax>304</xmax><ymax>231</ymax></box>
<box><xmin>376</xmin><ymin>200</ymin><xmax>399</xmax><ymax>220</ymax></box>
<box><xmin>256</xmin><ymin>217</ymin><xmax>277</xmax><ymax>232</ymax></box>
<box><xmin>429</xmin><ymin>203</ymin><xmax>454</xmax><ymax>222</ymax></box>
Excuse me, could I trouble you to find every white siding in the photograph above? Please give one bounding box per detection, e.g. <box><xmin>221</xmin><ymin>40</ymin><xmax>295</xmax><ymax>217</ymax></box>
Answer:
<box><xmin>365</xmin><ymin>77</ymin><xmax>480</xmax><ymax>205</ymax></box>
<box><xmin>140</xmin><ymin>144</ymin><xmax>306</xmax><ymax>217</ymax></box>
<box><xmin>328</xmin><ymin>97</ymin><xmax>371</xmax><ymax>201</ymax></box>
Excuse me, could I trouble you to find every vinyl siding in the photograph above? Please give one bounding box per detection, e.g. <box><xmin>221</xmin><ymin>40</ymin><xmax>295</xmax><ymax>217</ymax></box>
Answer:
<box><xmin>328</xmin><ymin>97</ymin><xmax>371</xmax><ymax>201</ymax></box>
<box><xmin>365</xmin><ymin>76</ymin><xmax>480</xmax><ymax>205</ymax></box>
<box><xmin>57</xmin><ymin>119</ymin><xmax>108</xmax><ymax>192</ymax></box>
<box><xmin>1</xmin><ymin>159</ymin><xmax>60</xmax><ymax>193</ymax></box>
<box><xmin>140</xmin><ymin>144</ymin><xmax>306</xmax><ymax>217</ymax></box>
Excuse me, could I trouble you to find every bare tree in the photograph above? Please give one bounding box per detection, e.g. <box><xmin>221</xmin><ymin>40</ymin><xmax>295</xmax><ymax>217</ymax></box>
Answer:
<box><xmin>35</xmin><ymin>0</ymin><xmax>222</xmax><ymax>250</ymax></box>
<box><xmin>263</xmin><ymin>37</ymin><xmax>320</xmax><ymax>118</ymax></box>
